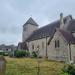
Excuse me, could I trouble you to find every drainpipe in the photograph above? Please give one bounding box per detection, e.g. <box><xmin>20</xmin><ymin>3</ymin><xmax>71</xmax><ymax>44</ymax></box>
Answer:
<box><xmin>27</xmin><ymin>42</ymin><xmax>29</xmax><ymax>51</ymax></box>
<box><xmin>27</xmin><ymin>42</ymin><xmax>30</xmax><ymax>57</ymax></box>
<box><xmin>46</xmin><ymin>37</ymin><xmax>47</xmax><ymax>58</ymax></box>
<box><xmin>69</xmin><ymin>43</ymin><xmax>71</xmax><ymax>61</ymax></box>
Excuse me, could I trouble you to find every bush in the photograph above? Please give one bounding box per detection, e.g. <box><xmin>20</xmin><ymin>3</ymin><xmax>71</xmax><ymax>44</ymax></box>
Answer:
<box><xmin>0</xmin><ymin>52</ymin><xmax>4</xmax><ymax>55</ymax></box>
<box><xmin>32</xmin><ymin>51</ymin><xmax>38</xmax><ymax>58</ymax></box>
<box><xmin>0</xmin><ymin>52</ymin><xmax>8</xmax><ymax>56</ymax></box>
<box><xmin>60</xmin><ymin>73</ymin><xmax>69</xmax><ymax>75</ymax></box>
<box><xmin>4</xmin><ymin>53</ymin><xmax>8</xmax><ymax>56</ymax></box>
<box><xmin>14</xmin><ymin>50</ymin><xmax>30</xmax><ymax>58</ymax></box>
<box><xmin>60</xmin><ymin>64</ymin><xmax>75</xmax><ymax>75</ymax></box>
<box><xmin>26</xmin><ymin>51</ymin><xmax>30</xmax><ymax>57</ymax></box>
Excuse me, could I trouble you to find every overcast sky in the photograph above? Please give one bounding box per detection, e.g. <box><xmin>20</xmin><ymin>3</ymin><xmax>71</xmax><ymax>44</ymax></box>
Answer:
<box><xmin>0</xmin><ymin>0</ymin><xmax>75</xmax><ymax>45</ymax></box>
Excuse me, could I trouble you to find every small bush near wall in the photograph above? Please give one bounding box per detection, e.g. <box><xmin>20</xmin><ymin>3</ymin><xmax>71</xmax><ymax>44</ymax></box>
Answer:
<box><xmin>32</xmin><ymin>51</ymin><xmax>38</xmax><ymax>58</ymax></box>
<box><xmin>14</xmin><ymin>50</ymin><xmax>30</xmax><ymax>58</ymax></box>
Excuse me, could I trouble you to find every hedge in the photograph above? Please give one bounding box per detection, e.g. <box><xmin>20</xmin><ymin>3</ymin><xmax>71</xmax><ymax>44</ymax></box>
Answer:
<box><xmin>14</xmin><ymin>50</ymin><xmax>30</xmax><ymax>57</ymax></box>
<box><xmin>0</xmin><ymin>52</ymin><xmax>5</xmax><ymax>55</ymax></box>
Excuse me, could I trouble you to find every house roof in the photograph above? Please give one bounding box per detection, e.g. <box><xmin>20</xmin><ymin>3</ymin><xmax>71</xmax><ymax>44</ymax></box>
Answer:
<box><xmin>23</xmin><ymin>17</ymin><xmax>38</xmax><ymax>26</ymax></box>
<box><xmin>26</xmin><ymin>16</ymin><xmax>75</xmax><ymax>42</ymax></box>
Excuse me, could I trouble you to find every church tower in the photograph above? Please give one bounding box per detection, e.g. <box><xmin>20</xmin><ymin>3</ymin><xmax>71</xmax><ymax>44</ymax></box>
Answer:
<box><xmin>22</xmin><ymin>17</ymin><xmax>38</xmax><ymax>42</ymax></box>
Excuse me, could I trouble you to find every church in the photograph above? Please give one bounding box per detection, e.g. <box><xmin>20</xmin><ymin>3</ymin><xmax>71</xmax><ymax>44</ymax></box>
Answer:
<box><xmin>19</xmin><ymin>13</ymin><xmax>75</xmax><ymax>63</ymax></box>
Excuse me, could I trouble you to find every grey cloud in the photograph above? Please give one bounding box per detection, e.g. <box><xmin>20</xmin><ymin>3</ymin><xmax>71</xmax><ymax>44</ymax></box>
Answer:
<box><xmin>0</xmin><ymin>0</ymin><xmax>23</xmax><ymax>34</ymax></box>
<box><xmin>0</xmin><ymin>0</ymin><xmax>75</xmax><ymax>45</ymax></box>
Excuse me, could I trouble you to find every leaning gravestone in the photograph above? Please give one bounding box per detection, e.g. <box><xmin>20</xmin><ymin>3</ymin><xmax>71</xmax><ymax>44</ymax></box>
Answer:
<box><xmin>0</xmin><ymin>56</ymin><xmax>6</xmax><ymax>75</ymax></box>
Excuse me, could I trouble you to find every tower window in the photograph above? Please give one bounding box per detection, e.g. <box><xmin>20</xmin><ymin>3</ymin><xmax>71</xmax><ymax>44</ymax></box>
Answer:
<box><xmin>55</xmin><ymin>40</ymin><xmax>60</xmax><ymax>48</ymax></box>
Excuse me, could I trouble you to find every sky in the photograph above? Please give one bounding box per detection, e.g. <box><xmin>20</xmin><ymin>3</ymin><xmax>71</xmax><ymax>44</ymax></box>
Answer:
<box><xmin>0</xmin><ymin>0</ymin><xmax>75</xmax><ymax>45</ymax></box>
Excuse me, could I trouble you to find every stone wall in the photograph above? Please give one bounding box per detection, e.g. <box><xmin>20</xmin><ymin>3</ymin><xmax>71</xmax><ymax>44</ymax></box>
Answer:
<box><xmin>70</xmin><ymin>44</ymin><xmax>75</xmax><ymax>62</ymax></box>
<box><xmin>22</xmin><ymin>24</ymin><xmax>38</xmax><ymax>42</ymax></box>
<box><xmin>28</xmin><ymin>37</ymin><xmax>49</xmax><ymax>58</ymax></box>
<box><xmin>48</xmin><ymin>31</ymin><xmax>69</xmax><ymax>62</ymax></box>
<box><xmin>26</xmin><ymin>29</ymin><xmax>75</xmax><ymax>62</ymax></box>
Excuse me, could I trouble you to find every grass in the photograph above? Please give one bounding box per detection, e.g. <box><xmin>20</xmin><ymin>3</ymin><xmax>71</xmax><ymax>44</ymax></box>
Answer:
<box><xmin>5</xmin><ymin>57</ymin><xmax>65</xmax><ymax>75</ymax></box>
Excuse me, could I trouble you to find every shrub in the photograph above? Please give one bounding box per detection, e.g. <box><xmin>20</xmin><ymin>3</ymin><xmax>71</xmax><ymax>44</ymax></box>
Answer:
<box><xmin>0</xmin><ymin>51</ymin><xmax>8</xmax><ymax>56</ymax></box>
<box><xmin>60</xmin><ymin>73</ymin><xmax>69</xmax><ymax>75</ymax></box>
<box><xmin>4</xmin><ymin>53</ymin><xmax>8</xmax><ymax>56</ymax></box>
<box><xmin>26</xmin><ymin>51</ymin><xmax>30</xmax><ymax>57</ymax></box>
<box><xmin>32</xmin><ymin>51</ymin><xmax>38</xmax><ymax>58</ymax></box>
<box><xmin>14</xmin><ymin>50</ymin><xmax>30</xmax><ymax>58</ymax></box>
<box><xmin>0</xmin><ymin>52</ymin><xmax>4</xmax><ymax>56</ymax></box>
<box><xmin>60</xmin><ymin>64</ymin><xmax>75</xmax><ymax>75</ymax></box>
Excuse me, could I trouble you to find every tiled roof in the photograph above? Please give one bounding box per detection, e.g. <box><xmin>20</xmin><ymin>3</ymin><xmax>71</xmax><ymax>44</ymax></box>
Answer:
<box><xmin>48</xmin><ymin>29</ymin><xmax>75</xmax><ymax>45</ymax></box>
<box><xmin>26</xmin><ymin>20</ymin><xmax>60</xmax><ymax>41</ymax></box>
<box><xmin>23</xmin><ymin>17</ymin><xmax>38</xmax><ymax>26</ymax></box>
<box><xmin>59</xmin><ymin>29</ymin><xmax>75</xmax><ymax>44</ymax></box>
<box><xmin>67</xmin><ymin>19</ymin><xmax>75</xmax><ymax>32</ymax></box>
<box><xmin>26</xmin><ymin>16</ymin><xmax>75</xmax><ymax>42</ymax></box>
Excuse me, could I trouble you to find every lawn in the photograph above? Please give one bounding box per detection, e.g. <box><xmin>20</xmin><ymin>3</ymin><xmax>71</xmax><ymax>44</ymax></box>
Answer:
<box><xmin>5</xmin><ymin>57</ymin><xmax>64</xmax><ymax>75</ymax></box>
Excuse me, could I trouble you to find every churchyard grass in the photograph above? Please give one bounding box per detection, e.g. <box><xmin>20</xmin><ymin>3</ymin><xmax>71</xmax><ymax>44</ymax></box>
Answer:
<box><xmin>5</xmin><ymin>57</ymin><xmax>64</xmax><ymax>75</ymax></box>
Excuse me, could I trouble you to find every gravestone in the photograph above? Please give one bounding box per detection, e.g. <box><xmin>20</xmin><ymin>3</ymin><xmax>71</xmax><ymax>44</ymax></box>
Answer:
<box><xmin>0</xmin><ymin>56</ymin><xmax>6</xmax><ymax>75</ymax></box>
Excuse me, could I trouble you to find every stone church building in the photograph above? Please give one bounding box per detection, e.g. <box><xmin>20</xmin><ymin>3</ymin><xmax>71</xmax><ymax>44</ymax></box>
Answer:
<box><xmin>20</xmin><ymin>13</ymin><xmax>75</xmax><ymax>62</ymax></box>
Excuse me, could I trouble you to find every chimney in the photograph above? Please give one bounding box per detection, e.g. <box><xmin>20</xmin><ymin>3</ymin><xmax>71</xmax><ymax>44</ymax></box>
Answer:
<box><xmin>60</xmin><ymin>13</ymin><xmax>64</xmax><ymax>29</ymax></box>
<box><xmin>64</xmin><ymin>15</ymin><xmax>72</xmax><ymax>30</ymax></box>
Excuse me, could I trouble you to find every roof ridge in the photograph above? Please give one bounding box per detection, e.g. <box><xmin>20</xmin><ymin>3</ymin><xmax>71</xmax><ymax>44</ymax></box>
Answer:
<box><xmin>34</xmin><ymin>20</ymin><xmax>59</xmax><ymax>32</ymax></box>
